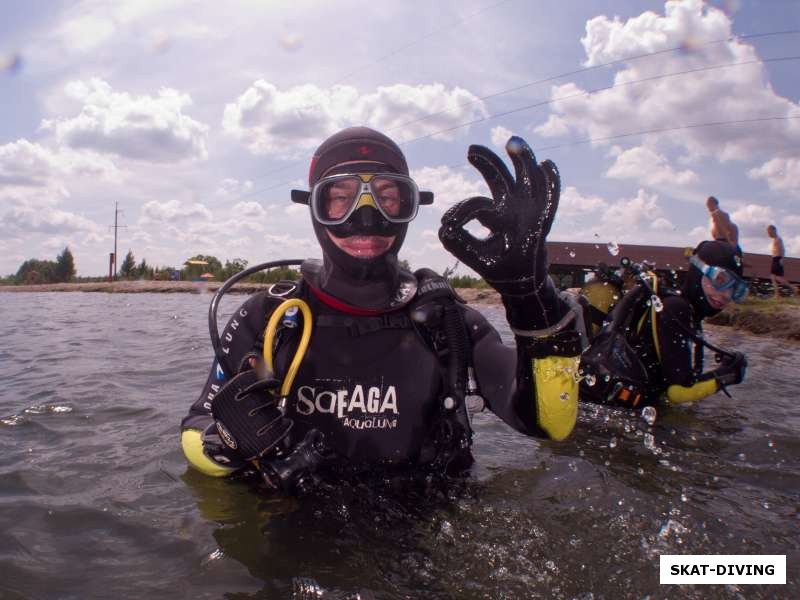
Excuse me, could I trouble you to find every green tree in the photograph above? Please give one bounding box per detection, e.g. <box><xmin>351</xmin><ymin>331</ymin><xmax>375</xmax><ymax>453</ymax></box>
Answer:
<box><xmin>54</xmin><ymin>247</ymin><xmax>76</xmax><ymax>282</ymax></box>
<box><xmin>221</xmin><ymin>258</ymin><xmax>248</xmax><ymax>280</ymax></box>
<box><xmin>136</xmin><ymin>258</ymin><xmax>152</xmax><ymax>279</ymax></box>
<box><xmin>119</xmin><ymin>250</ymin><xmax>136</xmax><ymax>279</ymax></box>
<box><xmin>15</xmin><ymin>258</ymin><xmax>56</xmax><ymax>284</ymax></box>
<box><xmin>184</xmin><ymin>254</ymin><xmax>222</xmax><ymax>280</ymax></box>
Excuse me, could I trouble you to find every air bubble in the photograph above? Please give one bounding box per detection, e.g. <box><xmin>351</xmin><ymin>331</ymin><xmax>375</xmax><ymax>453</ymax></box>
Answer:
<box><xmin>607</xmin><ymin>241</ymin><xmax>620</xmax><ymax>256</ymax></box>
<box><xmin>641</xmin><ymin>406</ymin><xmax>657</xmax><ymax>426</ymax></box>
<box><xmin>569</xmin><ymin>250</ymin><xmax>576</xmax><ymax>258</ymax></box>
<box><xmin>608</xmin><ymin>437</ymin><xmax>617</xmax><ymax>449</ymax></box>
<box><xmin>584</xmin><ymin>374</ymin><xmax>596</xmax><ymax>387</ymax></box>
<box><xmin>651</xmin><ymin>295</ymin><xmax>663</xmax><ymax>312</ymax></box>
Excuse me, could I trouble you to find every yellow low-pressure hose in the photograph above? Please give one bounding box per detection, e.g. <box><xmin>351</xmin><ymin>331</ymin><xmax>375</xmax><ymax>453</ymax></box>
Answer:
<box><xmin>262</xmin><ymin>299</ymin><xmax>313</xmax><ymax>398</ymax></box>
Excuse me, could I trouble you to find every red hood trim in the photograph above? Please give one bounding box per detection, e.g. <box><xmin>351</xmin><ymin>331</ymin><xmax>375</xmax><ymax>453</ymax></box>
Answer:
<box><xmin>307</xmin><ymin>284</ymin><xmax>388</xmax><ymax>316</ymax></box>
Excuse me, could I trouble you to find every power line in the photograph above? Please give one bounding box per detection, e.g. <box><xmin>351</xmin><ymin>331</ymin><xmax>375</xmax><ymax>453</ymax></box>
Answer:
<box><xmin>386</xmin><ymin>28</ymin><xmax>800</xmax><ymax>133</ymax></box>
<box><xmin>327</xmin><ymin>0</ymin><xmax>515</xmax><ymax>87</ymax></box>
<box><xmin>238</xmin><ymin>115</ymin><xmax>800</xmax><ymax>201</ymax></box>
<box><xmin>399</xmin><ymin>55</ymin><xmax>800</xmax><ymax>146</ymax></box>
<box><xmin>230</xmin><ymin>29</ymin><xmax>800</xmax><ymax>197</ymax></box>
<box><xmin>532</xmin><ymin>115</ymin><xmax>800</xmax><ymax>154</ymax></box>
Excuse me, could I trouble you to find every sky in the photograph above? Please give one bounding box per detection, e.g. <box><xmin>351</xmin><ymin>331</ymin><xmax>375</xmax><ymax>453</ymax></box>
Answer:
<box><xmin>1</xmin><ymin>0</ymin><xmax>798</xmax><ymax>277</ymax></box>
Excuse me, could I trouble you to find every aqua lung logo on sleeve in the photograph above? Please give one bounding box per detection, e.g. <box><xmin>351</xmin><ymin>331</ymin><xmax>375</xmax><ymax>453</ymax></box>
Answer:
<box><xmin>295</xmin><ymin>379</ymin><xmax>399</xmax><ymax>430</ymax></box>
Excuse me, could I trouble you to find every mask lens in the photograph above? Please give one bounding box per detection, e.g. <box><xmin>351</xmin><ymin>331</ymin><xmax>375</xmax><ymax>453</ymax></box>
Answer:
<box><xmin>708</xmin><ymin>267</ymin><xmax>733</xmax><ymax>290</ymax></box>
<box><xmin>732</xmin><ymin>279</ymin><xmax>749</xmax><ymax>303</ymax></box>
<box><xmin>371</xmin><ymin>176</ymin><xmax>418</xmax><ymax>222</ymax></box>
<box><xmin>314</xmin><ymin>176</ymin><xmax>360</xmax><ymax>224</ymax></box>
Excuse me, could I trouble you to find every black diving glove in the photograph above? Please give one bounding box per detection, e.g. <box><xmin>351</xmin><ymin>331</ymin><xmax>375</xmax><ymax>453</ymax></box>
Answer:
<box><xmin>439</xmin><ymin>136</ymin><xmax>566</xmax><ymax>331</ymax></box>
<box><xmin>714</xmin><ymin>351</ymin><xmax>747</xmax><ymax>387</ymax></box>
<box><xmin>210</xmin><ymin>369</ymin><xmax>293</xmax><ymax>461</ymax></box>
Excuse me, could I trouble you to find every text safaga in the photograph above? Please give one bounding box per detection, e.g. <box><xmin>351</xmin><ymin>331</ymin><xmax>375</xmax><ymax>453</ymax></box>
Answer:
<box><xmin>295</xmin><ymin>383</ymin><xmax>399</xmax><ymax>430</ymax></box>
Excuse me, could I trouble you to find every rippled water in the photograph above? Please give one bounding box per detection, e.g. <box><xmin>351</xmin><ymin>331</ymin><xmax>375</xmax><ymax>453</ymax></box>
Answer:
<box><xmin>0</xmin><ymin>292</ymin><xmax>797</xmax><ymax>599</ymax></box>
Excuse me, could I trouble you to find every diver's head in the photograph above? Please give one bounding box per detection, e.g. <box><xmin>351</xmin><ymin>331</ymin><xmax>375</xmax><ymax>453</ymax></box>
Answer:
<box><xmin>292</xmin><ymin>127</ymin><xmax>430</xmax><ymax>279</ymax></box>
<box><xmin>767</xmin><ymin>224</ymin><xmax>777</xmax><ymax>238</ymax></box>
<box><xmin>682</xmin><ymin>240</ymin><xmax>746</xmax><ymax>317</ymax></box>
<box><xmin>706</xmin><ymin>196</ymin><xmax>719</xmax><ymax>212</ymax></box>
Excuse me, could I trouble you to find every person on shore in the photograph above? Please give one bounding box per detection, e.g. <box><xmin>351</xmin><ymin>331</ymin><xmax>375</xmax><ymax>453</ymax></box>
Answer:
<box><xmin>767</xmin><ymin>225</ymin><xmax>796</xmax><ymax>298</ymax></box>
<box><xmin>706</xmin><ymin>196</ymin><xmax>741</xmax><ymax>254</ymax></box>
<box><xmin>181</xmin><ymin>127</ymin><xmax>583</xmax><ymax>494</ymax></box>
<box><xmin>580</xmin><ymin>240</ymin><xmax>747</xmax><ymax>408</ymax></box>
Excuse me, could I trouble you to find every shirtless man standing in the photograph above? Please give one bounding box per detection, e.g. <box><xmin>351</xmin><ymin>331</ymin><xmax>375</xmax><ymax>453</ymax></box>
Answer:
<box><xmin>707</xmin><ymin>196</ymin><xmax>740</xmax><ymax>255</ymax></box>
<box><xmin>767</xmin><ymin>224</ymin><xmax>796</xmax><ymax>298</ymax></box>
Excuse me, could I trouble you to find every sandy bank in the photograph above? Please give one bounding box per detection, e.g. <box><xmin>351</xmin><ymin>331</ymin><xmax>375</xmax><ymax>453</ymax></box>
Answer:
<box><xmin>706</xmin><ymin>299</ymin><xmax>800</xmax><ymax>341</ymax></box>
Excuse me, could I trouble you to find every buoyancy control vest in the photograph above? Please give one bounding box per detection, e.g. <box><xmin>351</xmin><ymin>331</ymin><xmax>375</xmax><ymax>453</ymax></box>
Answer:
<box><xmin>579</xmin><ymin>273</ymin><xmax>704</xmax><ymax>408</ymax></box>
<box><xmin>236</xmin><ymin>266</ymin><xmax>475</xmax><ymax>470</ymax></box>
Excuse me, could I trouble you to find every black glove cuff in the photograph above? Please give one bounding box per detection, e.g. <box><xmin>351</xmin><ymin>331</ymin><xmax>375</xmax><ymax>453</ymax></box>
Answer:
<box><xmin>516</xmin><ymin>330</ymin><xmax>582</xmax><ymax>358</ymax></box>
<box><xmin>500</xmin><ymin>276</ymin><xmax>566</xmax><ymax>330</ymax></box>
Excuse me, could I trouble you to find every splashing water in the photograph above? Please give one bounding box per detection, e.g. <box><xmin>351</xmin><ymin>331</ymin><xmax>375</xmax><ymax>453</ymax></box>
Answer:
<box><xmin>651</xmin><ymin>296</ymin><xmax>663</xmax><ymax>313</ymax></box>
<box><xmin>641</xmin><ymin>406</ymin><xmax>657</xmax><ymax>426</ymax></box>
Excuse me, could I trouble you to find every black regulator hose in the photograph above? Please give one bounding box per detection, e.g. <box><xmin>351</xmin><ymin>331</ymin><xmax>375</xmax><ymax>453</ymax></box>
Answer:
<box><xmin>441</xmin><ymin>303</ymin><xmax>472</xmax><ymax>446</ymax></box>
<box><xmin>208</xmin><ymin>259</ymin><xmax>304</xmax><ymax>377</ymax></box>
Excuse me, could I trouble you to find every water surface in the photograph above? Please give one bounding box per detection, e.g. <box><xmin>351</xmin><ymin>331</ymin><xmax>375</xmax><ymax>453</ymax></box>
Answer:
<box><xmin>0</xmin><ymin>292</ymin><xmax>797</xmax><ymax>599</ymax></box>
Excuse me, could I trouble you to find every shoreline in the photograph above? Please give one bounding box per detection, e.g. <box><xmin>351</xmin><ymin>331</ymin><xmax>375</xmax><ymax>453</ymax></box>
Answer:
<box><xmin>2</xmin><ymin>281</ymin><xmax>798</xmax><ymax>341</ymax></box>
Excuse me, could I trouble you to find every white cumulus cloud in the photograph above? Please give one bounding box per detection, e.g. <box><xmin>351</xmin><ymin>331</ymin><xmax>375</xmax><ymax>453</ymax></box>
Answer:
<box><xmin>606</xmin><ymin>145</ymin><xmax>698</xmax><ymax>186</ymax></box>
<box><xmin>410</xmin><ymin>165</ymin><xmax>488</xmax><ymax>211</ymax></box>
<box><xmin>42</xmin><ymin>78</ymin><xmax>209</xmax><ymax>162</ymax></box>
<box><xmin>748</xmin><ymin>157</ymin><xmax>800</xmax><ymax>198</ymax></box>
<box><xmin>222</xmin><ymin>81</ymin><xmax>488</xmax><ymax>155</ymax></box>
<box><xmin>534</xmin><ymin>0</ymin><xmax>800</xmax><ymax>164</ymax></box>
<box><xmin>140</xmin><ymin>199</ymin><xmax>212</xmax><ymax>224</ymax></box>
<box><xmin>0</xmin><ymin>138</ymin><xmax>118</xmax><ymax>187</ymax></box>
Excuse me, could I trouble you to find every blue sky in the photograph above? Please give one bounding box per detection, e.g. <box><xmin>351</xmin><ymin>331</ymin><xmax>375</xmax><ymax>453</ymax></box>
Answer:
<box><xmin>1</xmin><ymin>0</ymin><xmax>798</xmax><ymax>276</ymax></box>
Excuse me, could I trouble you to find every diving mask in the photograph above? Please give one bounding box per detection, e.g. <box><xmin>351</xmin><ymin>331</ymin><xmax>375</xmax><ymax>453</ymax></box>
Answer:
<box><xmin>690</xmin><ymin>255</ymin><xmax>748</xmax><ymax>303</ymax></box>
<box><xmin>310</xmin><ymin>173</ymin><xmax>422</xmax><ymax>226</ymax></box>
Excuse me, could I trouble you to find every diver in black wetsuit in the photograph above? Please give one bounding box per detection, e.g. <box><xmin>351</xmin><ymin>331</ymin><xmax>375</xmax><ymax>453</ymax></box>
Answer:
<box><xmin>181</xmin><ymin>127</ymin><xmax>585</xmax><ymax>493</ymax></box>
<box><xmin>580</xmin><ymin>240</ymin><xmax>748</xmax><ymax>408</ymax></box>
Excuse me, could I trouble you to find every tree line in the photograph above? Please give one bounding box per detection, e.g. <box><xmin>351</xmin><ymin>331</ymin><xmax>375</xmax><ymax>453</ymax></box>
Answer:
<box><xmin>6</xmin><ymin>247</ymin><xmax>77</xmax><ymax>284</ymax></box>
<box><xmin>3</xmin><ymin>249</ymin><xmax>488</xmax><ymax>288</ymax></box>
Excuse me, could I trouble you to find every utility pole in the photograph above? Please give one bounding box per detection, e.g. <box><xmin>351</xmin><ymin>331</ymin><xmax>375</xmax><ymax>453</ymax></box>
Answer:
<box><xmin>109</xmin><ymin>201</ymin><xmax>127</xmax><ymax>281</ymax></box>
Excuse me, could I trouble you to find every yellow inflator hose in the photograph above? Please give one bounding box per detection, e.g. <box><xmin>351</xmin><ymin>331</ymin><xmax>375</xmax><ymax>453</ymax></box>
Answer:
<box><xmin>262</xmin><ymin>299</ymin><xmax>313</xmax><ymax>398</ymax></box>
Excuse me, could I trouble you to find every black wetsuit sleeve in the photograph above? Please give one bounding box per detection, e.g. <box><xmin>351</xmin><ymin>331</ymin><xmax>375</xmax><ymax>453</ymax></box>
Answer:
<box><xmin>181</xmin><ymin>292</ymin><xmax>278</xmax><ymax>432</ymax></box>
<box><xmin>464</xmin><ymin>305</ymin><xmax>580</xmax><ymax>439</ymax></box>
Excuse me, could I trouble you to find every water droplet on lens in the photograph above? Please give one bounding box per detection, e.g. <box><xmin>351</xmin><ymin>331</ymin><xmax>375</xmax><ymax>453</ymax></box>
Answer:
<box><xmin>651</xmin><ymin>295</ymin><xmax>663</xmax><ymax>312</ymax></box>
<box><xmin>641</xmin><ymin>406</ymin><xmax>657</xmax><ymax>426</ymax></box>
<box><xmin>607</xmin><ymin>241</ymin><xmax>620</xmax><ymax>256</ymax></box>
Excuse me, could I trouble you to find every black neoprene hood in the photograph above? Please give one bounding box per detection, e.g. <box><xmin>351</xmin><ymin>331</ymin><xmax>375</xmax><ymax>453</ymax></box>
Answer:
<box><xmin>308</xmin><ymin>127</ymin><xmax>409</xmax><ymax>185</ymax></box>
